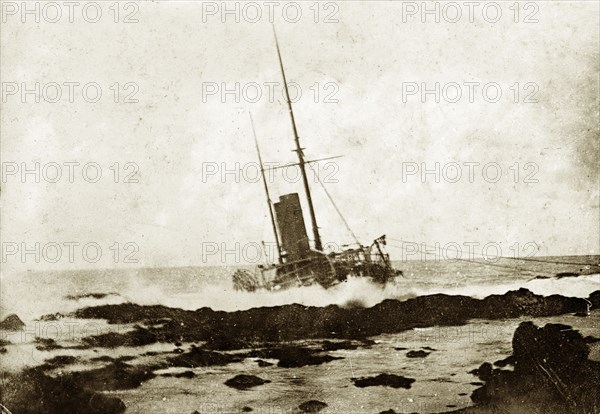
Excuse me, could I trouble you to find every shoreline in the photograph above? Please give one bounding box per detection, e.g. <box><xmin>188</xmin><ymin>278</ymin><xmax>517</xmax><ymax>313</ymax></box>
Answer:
<box><xmin>1</xmin><ymin>288</ymin><xmax>599</xmax><ymax>413</ymax></box>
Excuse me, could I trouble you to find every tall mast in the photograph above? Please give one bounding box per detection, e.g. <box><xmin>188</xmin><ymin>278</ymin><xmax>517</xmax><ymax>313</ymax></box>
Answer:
<box><xmin>273</xmin><ymin>27</ymin><xmax>323</xmax><ymax>252</ymax></box>
<box><xmin>250</xmin><ymin>112</ymin><xmax>283</xmax><ymax>264</ymax></box>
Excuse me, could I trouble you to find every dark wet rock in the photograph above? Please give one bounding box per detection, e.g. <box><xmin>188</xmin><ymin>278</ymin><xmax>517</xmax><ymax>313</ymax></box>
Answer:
<box><xmin>168</xmin><ymin>347</ymin><xmax>241</xmax><ymax>368</ymax></box>
<box><xmin>224</xmin><ymin>374</ymin><xmax>270</xmax><ymax>390</ymax></box>
<box><xmin>406</xmin><ymin>350</ymin><xmax>430</xmax><ymax>358</ymax></box>
<box><xmin>555</xmin><ymin>272</ymin><xmax>579</xmax><ymax>279</ymax></box>
<box><xmin>0</xmin><ymin>367</ymin><xmax>126</xmax><ymax>413</ymax></box>
<box><xmin>298</xmin><ymin>400</ymin><xmax>328</xmax><ymax>412</ymax></box>
<box><xmin>0</xmin><ymin>347</ymin><xmax>7</xmax><ymax>353</ymax></box>
<box><xmin>493</xmin><ymin>356</ymin><xmax>515</xmax><ymax>368</ymax></box>
<box><xmin>0</xmin><ymin>314</ymin><xmax>25</xmax><ymax>330</ymax></box>
<box><xmin>82</xmin><ymin>325</ymin><xmax>158</xmax><ymax>348</ymax></box>
<box><xmin>70</xmin><ymin>289</ymin><xmax>593</xmax><ymax>351</ymax></box>
<box><xmin>321</xmin><ymin>340</ymin><xmax>359</xmax><ymax>351</ymax></box>
<box><xmin>464</xmin><ymin>322</ymin><xmax>600</xmax><ymax>414</ymax></box>
<box><xmin>69</xmin><ymin>360</ymin><xmax>158</xmax><ymax>391</ymax></box>
<box><xmin>161</xmin><ymin>370</ymin><xmax>195</xmax><ymax>379</ymax></box>
<box><xmin>256</xmin><ymin>359</ymin><xmax>273</xmax><ymax>367</ymax></box>
<box><xmin>262</xmin><ymin>346</ymin><xmax>342</xmax><ymax>368</ymax></box>
<box><xmin>422</xmin><ymin>346</ymin><xmax>437</xmax><ymax>351</ymax></box>
<box><xmin>143</xmin><ymin>351</ymin><xmax>160</xmax><ymax>356</ymax></box>
<box><xmin>38</xmin><ymin>312</ymin><xmax>64</xmax><ymax>321</ymax></box>
<box><xmin>241</xmin><ymin>346</ymin><xmax>342</xmax><ymax>368</ymax></box>
<box><xmin>0</xmin><ymin>339</ymin><xmax>11</xmax><ymax>346</ymax></box>
<box><xmin>394</xmin><ymin>347</ymin><xmax>408</xmax><ymax>351</ymax></box>
<box><xmin>42</xmin><ymin>355</ymin><xmax>78</xmax><ymax>368</ymax></box>
<box><xmin>361</xmin><ymin>338</ymin><xmax>377</xmax><ymax>347</ymax></box>
<box><xmin>589</xmin><ymin>290</ymin><xmax>600</xmax><ymax>309</ymax></box>
<box><xmin>470</xmin><ymin>381</ymin><xmax>484</xmax><ymax>386</ymax></box>
<box><xmin>469</xmin><ymin>362</ymin><xmax>493</xmax><ymax>381</ymax></box>
<box><xmin>532</xmin><ymin>275</ymin><xmax>550</xmax><ymax>280</ymax></box>
<box><xmin>379</xmin><ymin>410</ymin><xmax>399</xmax><ymax>414</ymax></box>
<box><xmin>458</xmin><ymin>393</ymin><xmax>468</xmax><ymax>396</ymax></box>
<box><xmin>34</xmin><ymin>337</ymin><xmax>62</xmax><ymax>351</ymax></box>
<box><xmin>352</xmin><ymin>373</ymin><xmax>415</xmax><ymax>389</ymax></box>
<box><xmin>242</xmin><ymin>407</ymin><xmax>253</xmax><ymax>412</ymax></box>
<box><xmin>174</xmin><ymin>341</ymin><xmax>183</xmax><ymax>347</ymax></box>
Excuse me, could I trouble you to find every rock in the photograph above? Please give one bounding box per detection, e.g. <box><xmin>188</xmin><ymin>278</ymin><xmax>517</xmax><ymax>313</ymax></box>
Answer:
<box><xmin>42</xmin><ymin>355</ymin><xmax>78</xmax><ymax>368</ymax></box>
<box><xmin>379</xmin><ymin>410</ymin><xmax>399</xmax><ymax>414</ymax></box>
<box><xmin>0</xmin><ymin>314</ymin><xmax>25</xmax><ymax>330</ymax></box>
<box><xmin>321</xmin><ymin>340</ymin><xmax>359</xmax><ymax>351</ymax></box>
<box><xmin>276</xmin><ymin>348</ymin><xmax>342</xmax><ymax>368</ymax></box>
<box><xmin>493</xmin><ymin>356</ymin><xmax>515</xmax><ymax>368</ymax></box>
<box><xmin>589</xmin><ymin>290</ymin><xmax>600</xmax><ymax>309</ymax></box>
<box><xmin>1</xmin><ymin>367</ymin><xmax>126</xmax><ymax>413</ymax></box>
<box><xmin>468</xmin><ymin>322</ymin><xmax>600</xmax><ymax>413</ymax></box>
<box><xmin>555</xmin><ymin>272</ymin><xmax>579</xmax><ymax>278</ymax></box>
<box><xmin>242</xmin><ymin>407</ymin><xmax>253</xmax><ymax>412</ymax></box>
<box><xmin>168</xmin><ymin>347</ymin><xmax>241</xmax><ymax>368</ymax></box>
<box><xmin>35</xmin><ymin>337</ymin><xmax>62</xmax><ymax>351</ymax></box>
<box><xmin>82</xmin><ymin>326</ymin><xmax>158</xmax><ymax>348</ymax></box>
<box><xmin>352</xmin><ymin>373</ymin><xmax>415</xmax><ymax>389</ymax></box>
<box><xmin>68</xmin><ymin>361</ymin><xmax>158</xmax><ymax>391</ymax></box>
<box><xmin>247</xmin><ymin>346</ymin><xmax>343</xmax><ymax>368</ymax></box>
<box><xmin>406</xmin><ymin>350</ymin><xmax>430</xmax><ymax>358</ymax></box>
<box><xmin>256</xmin><ymin>359</ymin><xmax>273</xmax><ymax>367</ymax></box>
<box><xmin>469</xmin><ymin>362</ymin><xmax>493</xmax><ymax>381</ymax></box>
<box><xmin>298</xmin><ymin>400</ymin><xmax>328</xmax><ymax>412</ymax></box>
<box><xmin>70</xmin><ymin>289</ymin><xmax>592</xmax><ymax>352</ymax></box>
<box><xmin>224</xmin><ymin>374</ymin><xmax>270</xmax><ymax>390</ymax></box>
<box><xmin>161</xmin><ymin>370</ymin><xmax>195</xmax><ymax>379</ymax></box>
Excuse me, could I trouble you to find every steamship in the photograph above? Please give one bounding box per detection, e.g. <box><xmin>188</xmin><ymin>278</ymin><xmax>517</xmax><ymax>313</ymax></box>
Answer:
<box><xmin>232</xmin><ymin>30</ymin><xmax>401</xmax><ymax>292</ymax></box>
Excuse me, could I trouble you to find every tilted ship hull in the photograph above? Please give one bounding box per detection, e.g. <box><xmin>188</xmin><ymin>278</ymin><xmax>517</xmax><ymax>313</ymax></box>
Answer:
<box><xmin>232</xmin><ymin>194</ymin><xmax>400</xmax><ymax>292</ymax></box>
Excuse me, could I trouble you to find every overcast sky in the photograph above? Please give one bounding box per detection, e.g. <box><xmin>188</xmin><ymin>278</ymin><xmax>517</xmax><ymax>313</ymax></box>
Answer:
<box><xmin>1</xmin><ymin>1</ymin><xmax>598</xmax><ymax>273</ymax></box>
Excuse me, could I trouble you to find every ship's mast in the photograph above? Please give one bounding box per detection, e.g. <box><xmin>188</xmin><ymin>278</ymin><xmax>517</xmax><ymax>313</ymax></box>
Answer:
<box><xmin>273</xmin><ymin>27</ymin><xmax>323</xmax><ymax>252</ymax></box>
<box><xmin>250</xmin><ymin>112</ymin><xmax>283</xmax><ymax>264</ymax></box>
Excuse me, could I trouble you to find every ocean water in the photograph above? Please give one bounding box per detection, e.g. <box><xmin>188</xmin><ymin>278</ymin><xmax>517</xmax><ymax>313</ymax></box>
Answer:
<box><xmin>1</xmin><ymin>256</ymin><xmax>599</xmax><ymax>322</ymax></box>
<box><xmin>1</xmin><ymin>256</ymin><xmax>599</xmax><ymax>413</ymax></box>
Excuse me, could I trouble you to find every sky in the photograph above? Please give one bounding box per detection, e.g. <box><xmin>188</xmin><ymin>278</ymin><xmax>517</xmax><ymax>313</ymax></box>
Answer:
<box><xmin>1</xmin><ymin>1</ymin><xmax>599</xmax><ymax>274</ymax></box>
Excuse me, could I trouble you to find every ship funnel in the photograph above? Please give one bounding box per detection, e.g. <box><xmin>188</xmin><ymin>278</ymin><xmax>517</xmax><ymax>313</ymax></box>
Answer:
<box><xmin>274</xmin><ymin>193</ymin><xmax>311</xmax><ymax>262</ymax></box>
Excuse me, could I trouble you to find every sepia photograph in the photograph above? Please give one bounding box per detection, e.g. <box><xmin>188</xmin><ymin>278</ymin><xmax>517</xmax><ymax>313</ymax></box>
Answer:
<box><xmin>0</xmin><ymin>1</ymin><xmax>599</xmax><ymax>413</ymax></box>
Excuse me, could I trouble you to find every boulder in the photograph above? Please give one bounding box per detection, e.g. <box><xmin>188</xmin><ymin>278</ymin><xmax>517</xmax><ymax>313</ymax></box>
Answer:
<box><xmin>0</xmin><ymin>314</ymin><xmax>25</xmax><ymax>330</ymax></box>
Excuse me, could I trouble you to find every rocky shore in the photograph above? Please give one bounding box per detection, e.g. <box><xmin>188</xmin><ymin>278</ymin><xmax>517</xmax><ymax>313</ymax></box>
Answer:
<box><xmin>69</xmin><ymin>288</ymin><xmax>597</xmax><ymax>350</ymax></box>
<box><xmin>1</xmin><ymin>288</ymin><xmax>598</xmax><ymax>414</ymax></box>
<box><xmin>442</xmin><ymin>321</ymin><xmax>600</xmax><ymax>414</ymax></box>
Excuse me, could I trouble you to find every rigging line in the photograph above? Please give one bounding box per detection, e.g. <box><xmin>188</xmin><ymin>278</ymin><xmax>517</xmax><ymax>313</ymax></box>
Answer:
<box><xmin>306</xmin><ymin>162</ymin><xmax>361</xmax><ymax>247</ymax></box>
<box><xmin>387</xmin><ymin>238</ymin><xmax>600</xmax><ymax>267</ymax></box>
<box><xmin>386</xmin><ymin>241</ymin><xmax>551</xmax><ymax>276</ymax></box>
<box><xmin>482</xmin><ymin>255</ymin><xmax>599</xmax><ymax>267</ymax></box>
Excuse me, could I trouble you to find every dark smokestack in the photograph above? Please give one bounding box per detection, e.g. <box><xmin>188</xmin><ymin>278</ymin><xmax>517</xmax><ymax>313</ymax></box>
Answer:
<box><xmin>274</xmin><ymin>193</ymin><xmax>310</xmax><ymax>262</ymax></box>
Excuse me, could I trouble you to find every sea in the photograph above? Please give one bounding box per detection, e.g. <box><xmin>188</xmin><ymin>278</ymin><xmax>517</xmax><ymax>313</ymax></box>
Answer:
<box><xmin>1</xmin><ymin>256</ymin><xmax>599</xmax><ymax>413</ymax></box>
